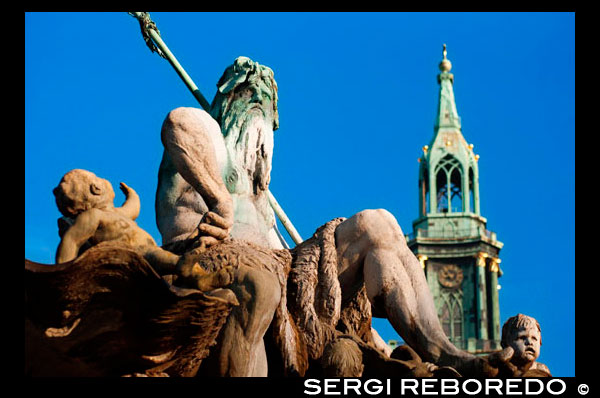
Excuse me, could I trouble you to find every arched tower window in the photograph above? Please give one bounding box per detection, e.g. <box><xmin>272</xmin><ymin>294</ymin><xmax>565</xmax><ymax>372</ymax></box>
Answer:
<box><xmin>450</xmin><ymin>167</ymin><xmax>462</xmax><ymax>212</ymax></box>
<box><xmin>434</xmin><ymin>155</ymin><xmax>463</xmax><ymax>213</ymax></box>
<box><xmin>468</xmin><ymin>167</ymin><xmax>475</xmax><ymax>213</ymax></box>
<box><xmin>439</xmin><ymin>289</ymin><xmax>464</xmax><ymax>344</ymax></box>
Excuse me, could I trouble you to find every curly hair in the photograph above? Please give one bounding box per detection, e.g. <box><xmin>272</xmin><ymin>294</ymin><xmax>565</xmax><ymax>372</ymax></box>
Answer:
<box><xmin>53</xmin><ymin>169</ymin><xmax>115</xmax><ymax>218</ymax></box>
<box><xmin>501</xmin><ymin>313</ymin><xmax>542</xmax><ymax>348</ymax></box>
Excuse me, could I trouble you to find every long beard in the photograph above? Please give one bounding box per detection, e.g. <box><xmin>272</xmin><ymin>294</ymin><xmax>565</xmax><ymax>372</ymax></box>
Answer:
<box><xmin>221</xmin><ymin>101</ymin><xmax>274</xmax><ymax>195</ymax></box>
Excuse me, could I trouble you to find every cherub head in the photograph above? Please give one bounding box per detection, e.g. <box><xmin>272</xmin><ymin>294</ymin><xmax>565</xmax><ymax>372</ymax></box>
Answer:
<box><xmin>53</xmin><ymin>169</ymin><xmax>115</xmax><ymax>218</ymax></box>
<box><xmin>501</xmin><ymin>314</ymin><xmax>542</xmax><ymax>367</ymax></box>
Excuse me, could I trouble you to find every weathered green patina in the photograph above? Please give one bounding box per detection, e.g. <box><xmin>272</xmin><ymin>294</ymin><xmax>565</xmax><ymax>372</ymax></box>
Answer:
<box><xmin>129</xmin><ymin>12</ymin><xmax>302</xmax><ymax>246</ymax></box>
<box><xmin>407</xmin><ymin>45</ymin><xmax>503</xmax><ymax>355</ymax></box>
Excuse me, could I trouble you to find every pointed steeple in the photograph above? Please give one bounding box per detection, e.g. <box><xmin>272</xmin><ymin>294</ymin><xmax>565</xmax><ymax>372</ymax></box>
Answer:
<box><xmin>435</xmin><ymin>44</ymin><xmax>461</xmax><ymax>130</ymax></box>
<box><xmin>408</xmin><ymin>45</ymin><xmax>504</xmax><ymax>355</ymax></box>
<box><xmin>418</xmin><ymin>44</ymin><xmax>480</xmax><ymax>216</ymax></box>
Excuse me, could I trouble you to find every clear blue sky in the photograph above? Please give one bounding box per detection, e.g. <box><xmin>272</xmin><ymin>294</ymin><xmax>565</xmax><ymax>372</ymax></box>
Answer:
<box><xmin>25</xmin><ymin>12</ymin><xmax>575</xmax><ymax>376</ymax></box>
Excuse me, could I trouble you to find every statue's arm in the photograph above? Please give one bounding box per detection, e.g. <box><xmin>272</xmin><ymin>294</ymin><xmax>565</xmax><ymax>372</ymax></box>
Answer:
<box><xmin>115</xmin><ymin>182</ymin><xmax>140</xmax><ymax>220</ymax></box>
<box><xmin>55</xmin><ymin>210</ymin><xmax>100</xmax><ymax>263</ymax></box>
<box><xmin>161</xmin><ymin>108</ymin><xmax>233</xmax><ymax>229</ymax></box>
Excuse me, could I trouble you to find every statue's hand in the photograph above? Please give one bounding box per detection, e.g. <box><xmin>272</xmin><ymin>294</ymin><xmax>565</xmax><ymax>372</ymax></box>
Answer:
<box><xmin>485</xmin><ymin>346</ymin><xmax>521</xmax><ymax>377</ymax></box>
<box><xmin>185</xmin><ymin>211</ymin><xmax>233</xmax><ymax>251</ymax></box>
<box><xmin>119</xmin><ymin>182</ymin><xmax>133</xmax><ymax>197</ymax></box>
<box><xmin>412</xmin><ymin>361</ymin><xmax>439</xmax><ymax>377</ymax></box>
<box><xmin>198</xmin><ymin>211</ymin><xmax>232</xmax><ymax>239</ymax></box>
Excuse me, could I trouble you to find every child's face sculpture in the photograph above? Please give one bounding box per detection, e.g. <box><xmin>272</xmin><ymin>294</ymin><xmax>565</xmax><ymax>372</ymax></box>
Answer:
<box><xmin>508</xmin><ymin>324</ymin><xmax>541</xmax><ymax>366</ymax></box>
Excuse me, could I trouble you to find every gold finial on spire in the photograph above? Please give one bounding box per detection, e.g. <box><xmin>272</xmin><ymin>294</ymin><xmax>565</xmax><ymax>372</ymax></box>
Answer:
<box><xmin>439</xmin><ymin>43</ymin><xmax>452</xmax><ymax>72</ymax></box>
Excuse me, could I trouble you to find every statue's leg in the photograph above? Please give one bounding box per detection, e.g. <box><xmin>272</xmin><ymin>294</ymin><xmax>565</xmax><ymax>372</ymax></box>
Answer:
<box><xmin>335</xmin><ymin>209</ymin><xmax>474</xmax><ymax>369</ymax></box>
<box><xmin>370</xmin><ymin>326</ymin><xmax>393</xmax><ymax>357</ymax></box>
<box><xmin>205</xmin><ymin>264</ymin><xmax>281</xmax><ymax>376</ymax></box>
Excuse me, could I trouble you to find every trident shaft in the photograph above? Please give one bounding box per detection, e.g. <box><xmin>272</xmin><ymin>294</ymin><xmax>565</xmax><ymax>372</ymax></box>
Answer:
<box><xmin>128</xmin><ymin>12</ymin><xmax>303</xmax><ymax>246</ymax></box>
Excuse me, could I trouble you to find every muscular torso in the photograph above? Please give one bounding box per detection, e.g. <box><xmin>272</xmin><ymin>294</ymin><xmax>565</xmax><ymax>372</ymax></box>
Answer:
<box><xmin>155</xmin><ymin>110</ymin><xmax>282</xmax><ymax>249</ymax></box>
<box><xmin>230</xmin><ymin>191</ymin><xmax>279</xmax><ymax>248</ymax></box>
<box><xmin>157</xmin><ymin>158</ymin><xmax>280</xmax><ymax>248</ymax></box>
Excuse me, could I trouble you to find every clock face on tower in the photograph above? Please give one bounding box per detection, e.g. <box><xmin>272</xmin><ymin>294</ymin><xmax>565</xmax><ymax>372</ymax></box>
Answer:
<box><xmin>438</xmin><ymin>264</ymin><xmax>464</xmax><ymax>288</ymax></box>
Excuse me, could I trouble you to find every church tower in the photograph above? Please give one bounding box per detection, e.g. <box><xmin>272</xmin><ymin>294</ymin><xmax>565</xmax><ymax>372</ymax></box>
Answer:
<box><xmin>407</xmin><ymin>45</ymin><xmax>504</xmax><ymax>355</ymax></box>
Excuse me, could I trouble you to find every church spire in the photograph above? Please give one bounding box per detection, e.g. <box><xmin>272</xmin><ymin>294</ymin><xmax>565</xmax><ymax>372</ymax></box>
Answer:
<box><xmin>408</xmin><ymin>46</ymin><xmax>504</xmax><ymax>354</ymax></box>
<box><xmin>418</xmin><ymin>44</ymin><xmax>480</xmax><ymax>216</ymax></box>
<box><xmin>435</xmin><ymin>44</ymin><xmax>460</xmax><ymax>130</ymax></box>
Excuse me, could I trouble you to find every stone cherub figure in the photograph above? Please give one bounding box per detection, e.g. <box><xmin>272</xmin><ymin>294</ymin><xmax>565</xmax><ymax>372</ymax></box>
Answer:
<box><xmin>494</xmin><ymin>314</ymin><xmax>551</xmax><ymax>377</ymax></box>
<box><xmin>154</xmin><ymin>56</ymin><xmax>494</xmax><ymax>377</ymax></box>
<box><xmin>53</xmin><ymin>168</ymin><xmax>233</xmax><ymax>292</ymax></box>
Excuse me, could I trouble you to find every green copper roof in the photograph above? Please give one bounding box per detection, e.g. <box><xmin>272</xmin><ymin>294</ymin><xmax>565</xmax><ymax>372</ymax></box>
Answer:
<box><xmin>435</xmin><ymin>45</ymin><xmax>461</xmax><ymax>130</ymax></box>
<box><xmin>427</xmin><ymin>45</ymin><xmax>476</xmax><ymax>167</ymax></box>
<box><xmin>417</xmin><ymin>45</ymin><xmax>483</xmax><ymax>220</ymax></box>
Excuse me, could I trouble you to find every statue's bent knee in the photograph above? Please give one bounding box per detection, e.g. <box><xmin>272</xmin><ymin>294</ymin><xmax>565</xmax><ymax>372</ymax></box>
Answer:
<box><xmin>350</xmin><ymin>208</ymin><xmax>404</xmax><ymax>242</ymax></box>
<box><xmin>249</xmin><ymin>268</ymin><xmax>281</xmax><ymax>311</ymax></box>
